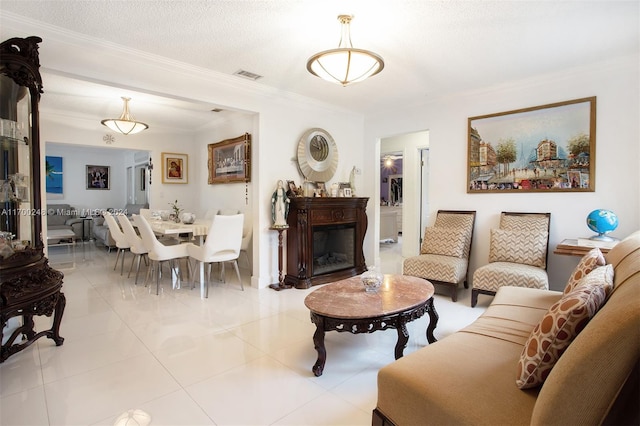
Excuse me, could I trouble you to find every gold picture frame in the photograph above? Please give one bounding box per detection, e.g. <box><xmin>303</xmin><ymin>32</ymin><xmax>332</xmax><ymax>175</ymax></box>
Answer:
<box><xmin>467</xmin><ymin>97</ymin><xmax>596</xmax><ymax>193</ymax></box>
<box><xmin>207</xmin><ymin>133</ymin><xmax>251</xmax><ymax>184</ymax></box>
<box><xmin>161</xmin><ymin>152</ymin><xmax>188</xmax><ymax>184</ymax></box>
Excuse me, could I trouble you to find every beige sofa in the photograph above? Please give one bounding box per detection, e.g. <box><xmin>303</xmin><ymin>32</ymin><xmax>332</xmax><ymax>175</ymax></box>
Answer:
<box><xmin>374</xmin><ymin>230</ymin><xmax>640</xmax><ymax>425</ymax></box>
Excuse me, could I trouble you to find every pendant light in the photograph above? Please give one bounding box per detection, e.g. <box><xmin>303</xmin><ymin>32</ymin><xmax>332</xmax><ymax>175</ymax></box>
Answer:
<box><xmin>101</xmin><ymin>97</ymin><xmax>149</xmax><ymax>135</ymax></box>
<box><xmin>307</xmin><ymin>15</ymin><xmax>384</xmax><ymax>86</ymax></box>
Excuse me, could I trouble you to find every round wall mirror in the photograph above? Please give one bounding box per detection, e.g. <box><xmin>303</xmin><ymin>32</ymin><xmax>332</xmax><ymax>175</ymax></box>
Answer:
<box><xmin>297</xmin><ymin>128</ymin><xmax>338</xmax><ymax>182</ymax></box>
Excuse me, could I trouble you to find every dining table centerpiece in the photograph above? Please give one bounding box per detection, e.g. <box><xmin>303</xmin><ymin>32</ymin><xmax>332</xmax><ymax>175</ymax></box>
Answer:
<box><xmin>168</xmin><ymin>199</ymin><xmax>183</xmax><ymax>223</ymax></box>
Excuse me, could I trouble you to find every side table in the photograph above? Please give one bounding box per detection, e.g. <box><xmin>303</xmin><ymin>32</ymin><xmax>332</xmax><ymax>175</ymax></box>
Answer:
<box><xmin>554</xmin><ymin>239</ymin><xmax>615</xmax><ymax>257</ymax></box>
<box><xmin>80</xmin><ymin>216</ymin><xmax>93</xmax><ymax>241</ymax></box>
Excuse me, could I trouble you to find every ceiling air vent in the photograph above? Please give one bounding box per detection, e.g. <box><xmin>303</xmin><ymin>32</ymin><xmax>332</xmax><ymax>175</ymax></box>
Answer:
<box><xmin>233</xmin><ymin>69</ymin><xmax>263</xmax><ymax>81</ymax></box>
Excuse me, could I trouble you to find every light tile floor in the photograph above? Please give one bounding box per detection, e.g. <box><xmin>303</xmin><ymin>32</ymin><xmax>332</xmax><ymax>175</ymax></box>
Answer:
<box><xmin>1</xmin><ymin>238</ymin><xmax>487</xmax><ymax>426</ymax></box>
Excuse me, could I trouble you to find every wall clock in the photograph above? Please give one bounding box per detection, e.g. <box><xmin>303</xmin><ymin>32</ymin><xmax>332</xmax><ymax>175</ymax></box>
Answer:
<box><xmin>297</xmin><ymin>128</ymin><xmax>339</xmax><ymax>182</ymax></box>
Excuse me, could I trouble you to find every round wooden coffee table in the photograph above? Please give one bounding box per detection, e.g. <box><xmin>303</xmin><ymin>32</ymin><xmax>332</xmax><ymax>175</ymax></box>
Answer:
<box><xmin>304</xmin><ymin>274</ymin><xmax>438</xmax><ymax>376</ymax></box>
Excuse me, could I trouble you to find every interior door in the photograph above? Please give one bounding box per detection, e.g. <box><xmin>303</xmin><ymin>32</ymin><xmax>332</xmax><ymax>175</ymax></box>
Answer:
<box><xmin>126</xmin><ymin>166</ymin><xmax>133</xmax><ymax>203</ymax></box>
<box><xmin>134</xmin><ymin>164</ymin><xmax>147</xmax><ymax>204</ymax></box>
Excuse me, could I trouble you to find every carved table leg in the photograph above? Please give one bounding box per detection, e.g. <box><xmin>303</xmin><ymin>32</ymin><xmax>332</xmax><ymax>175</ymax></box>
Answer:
<box><xmin>426</xmin><ymin>297</ymin><xmax>439</xmax><ymax>344</ymax></box>
<box><xmin>312</xmin><ymin>317</ymin><xmax>326</xmax><ymax>377</ymax></box>
<box><xmin>50</xmin><ymin>292</ymin><xmax>66</xmax><ymax>345</ymax></box>
<box><xmin>394</xmin><ymin>321</ymin><xmax>409</xmax><ymax>359</ymax></box>
<box><xmin>22</xmin><ymin>315</ymin><xmax>36</xmax><ymax>340</ymax></box>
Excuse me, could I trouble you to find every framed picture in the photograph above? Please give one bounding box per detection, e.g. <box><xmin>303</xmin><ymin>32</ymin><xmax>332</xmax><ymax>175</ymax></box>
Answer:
<box><xmin>208</xmin><ymin>133</ymin><xmax>251</xmax><ymax>184</ymax></box>
<box><xmin>388</xmin><ymin>175</ymin><xmax>403</xmax><ymax>204</ymax></box>
<box><xmin>140</xmin><ymin>167</ymin><xmax>146</xmax><ymax>190</ymax></box>
<box><xmin>45</xmin><ymin>156</ymin><xmax>63</xmax><ymax>198</ymax></box>
<box><xmin>161</xmin><ymin>152</ymin><xmax>188</xmax><ymax>184</ymax></box>
<box><xmin>286</xmin><ymin>180</ymin><xmax>299</xmax><ymax>197</ymax></box>
<box><xmin>86</xmin><ymin>165</ymin><xmax>110</xmax><ymax>190</ymax></box>
<box><xmin>467</xmin><ymin>97</ymin><xmax>596</xmax><ymax>193</ymax></box>
<box><xmin>343</xmin><ymin>188</ymin><xmax>352</xmax><ymax>197</ymax></box>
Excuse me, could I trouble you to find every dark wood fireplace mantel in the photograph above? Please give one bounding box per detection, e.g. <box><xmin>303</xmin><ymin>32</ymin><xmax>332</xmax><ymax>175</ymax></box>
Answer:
<box><xmin>284</xmin><ymin>197</ymin><xmax>368</xmax><ymax>289</ymax></box>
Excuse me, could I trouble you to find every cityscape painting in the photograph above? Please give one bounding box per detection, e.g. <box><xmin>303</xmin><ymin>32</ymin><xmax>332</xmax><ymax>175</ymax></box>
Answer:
<box><xmin>467</xmin><ymin>97</ymin><xmax>596</xmax><ymax>193</ymax></box>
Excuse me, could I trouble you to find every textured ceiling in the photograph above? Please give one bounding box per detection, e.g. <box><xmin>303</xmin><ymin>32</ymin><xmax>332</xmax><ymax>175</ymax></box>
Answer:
<box><xmin>1</xmin><ymin>1</ymin><xmax>638</xmax><ymax>128</ymax></box>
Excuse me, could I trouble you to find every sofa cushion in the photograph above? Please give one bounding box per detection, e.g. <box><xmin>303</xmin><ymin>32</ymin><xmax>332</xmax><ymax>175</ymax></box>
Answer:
<box><xmin>47</xmin><ymin>204</ymin><xmax>74</xmax><ymax>226</ymax></box>
<box><xmin>564</xmin><ymin>247</ymin><xmax>605</xmax><ymax>295</ymax></box>
<box><xmin>516</xmin><ymin>264</ymin><xmax>613</xmax><ymax>389</ymax></box>
<box><xmin>473</xmin><ymin>261</ymin><xmax>549</xmax><ymax>292</ymax></box>
<box><xmin>420</xmin><ymin>227</ymin><xmax>467</xmax><ymax>258</ymax></box>
<box><xmin>403</xmin><ymin>253</ymin><xmax>468</xmax><ymax>284</ymax></box>
<box><xmin>489</xmin><ymin>229</ymin><xmax>548</xmax><ymax>268</ymax></box>
<box><xmin>377</xmin><ymin>331</ymin><xmax>539</xmax><ymax>426</ymax></box>
<box><xmin>605</xmin><ymin>230</ymin><xmax>640</xmax><ymax>291</ymax></box>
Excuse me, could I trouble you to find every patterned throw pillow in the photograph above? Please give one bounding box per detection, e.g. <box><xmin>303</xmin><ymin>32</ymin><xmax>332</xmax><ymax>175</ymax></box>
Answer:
<box><xmin>563</xmin><ymin>247</ymin><xmax>606</xmax><ymax>295</ymax></box>
<box><xmin>420</xmin><ymin>227</ymin><xmax>467</xmax><ymax>258</ymax></box>
<box><xmin>489</xmin><ymin>228</ymin><xmax>548</xmax><ymax>268</ymax></box>
<box><xmin>516</xmin><ymin>264</ymin><xmax>614</xmax><ymax>389</ymax></box>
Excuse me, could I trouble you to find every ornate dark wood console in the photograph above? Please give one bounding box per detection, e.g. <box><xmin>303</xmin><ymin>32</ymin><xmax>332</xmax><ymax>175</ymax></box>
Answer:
<box><xmin>1</xmin><ymin>251</ymin><xmax>65</xmax><ymax>362</ymax></box>
<box><xmin>1</xmin><ymin>36</ymin><xmax>65</xmax><ymax>362</ymax></box>
<box><xmin>284</xmin><ymin>197</ymin><xmax>368</xmax><ymax>289</ymax></box>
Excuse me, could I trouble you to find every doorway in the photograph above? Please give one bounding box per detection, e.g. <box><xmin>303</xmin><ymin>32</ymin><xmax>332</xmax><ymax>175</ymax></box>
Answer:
<box><xmin>379</xmin><ymin>130</ymin><xmax>429</xmax><ymax>260</ymax></box>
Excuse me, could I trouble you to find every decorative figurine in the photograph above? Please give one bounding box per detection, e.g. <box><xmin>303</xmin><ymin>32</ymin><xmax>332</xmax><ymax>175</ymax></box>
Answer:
<box><xmin>271</xmin><ymin>180</ymin><xmax>290</xmax><ymax>227</ymax></box>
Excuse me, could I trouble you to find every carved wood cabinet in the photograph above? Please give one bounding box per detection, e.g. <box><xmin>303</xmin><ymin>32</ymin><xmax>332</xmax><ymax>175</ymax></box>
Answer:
<box><xmin>284</xmin><ymin>197</ymin><xmax>368</xmax><ymax>289</ymax></box>
<box><xmin>1</xmin><ymin>36</ymin><xmax>65</xmax><ymax>363</ymax></box>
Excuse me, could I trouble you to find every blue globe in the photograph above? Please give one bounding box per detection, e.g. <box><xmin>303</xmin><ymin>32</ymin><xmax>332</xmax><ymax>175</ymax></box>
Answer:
<box><xmin>586</xmin><ymin>209</ymin><xmax>618</xmax><ymax>237</ymax></box>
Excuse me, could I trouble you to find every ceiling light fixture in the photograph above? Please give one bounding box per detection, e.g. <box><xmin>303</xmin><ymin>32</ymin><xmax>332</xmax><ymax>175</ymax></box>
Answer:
<box><xmin>101</xmin><ymin>97</ymin><xmax>149</xmax><ymax>135</ymax></box>
<box><xmin>307</xmin><ymin>15</ymin><xmax>384</xmax><ymax>86</ymax></box>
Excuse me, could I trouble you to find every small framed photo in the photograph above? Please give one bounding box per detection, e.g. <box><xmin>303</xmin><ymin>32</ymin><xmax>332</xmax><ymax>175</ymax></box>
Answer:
<box><xmin>162</xmin><ymin>152</ymin><xmax>188</xmax><ymax>184</ymax></box>
<box><xmin>286</xmin><ymin>180</ymin><xmax>299</xmax><ymax>197</ymax></box>
<box><xmin>343</xmin><ymin>188</ymin><xmax>352</xmax><ymax>197</ymax></box>
<box><xmin>86</xmin><ymin>165</ymin><xmax>110</xmax><ymax>190</ymax></box>
<box><xmin>316</xmin><ymin>182</ymin><xmax>326</xmax><ymax>197</ymax></box>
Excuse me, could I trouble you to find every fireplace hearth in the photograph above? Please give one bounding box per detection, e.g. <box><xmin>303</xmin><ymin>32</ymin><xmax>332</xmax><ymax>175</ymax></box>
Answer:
<box><xmin>313</xmin><ymin>224</ymin><xmax>355</xmax><ymax>275</ymax></box>
<box><xmin>284</xmin><ymin>197</ymin><xmax>368</xmax><ymax>289</ymax></box>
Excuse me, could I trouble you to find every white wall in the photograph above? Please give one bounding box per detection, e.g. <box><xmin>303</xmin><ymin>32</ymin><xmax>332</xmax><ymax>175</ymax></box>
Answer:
<box><xmin>45</xmin><ymin>143</ymin><xmax>128</xmax><ymax>210</ymax></box>
<box><xmin>364</xmin><ymin>54</ymin><xmax>640</xmax><ymax>291</ymax></box>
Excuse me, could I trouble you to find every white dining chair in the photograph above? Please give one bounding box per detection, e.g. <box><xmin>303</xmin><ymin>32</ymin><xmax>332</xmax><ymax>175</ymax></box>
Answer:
<box><xmin>133</xmin><ymin>214</ymin><xmax>190</xmax><ymax>295</ymax></box>
<box><xmin>103</xmin><ymin>211</ymin><xmax>131</xmax><ymax>275</ymax></box>
<box><xmin>186</xmin><ymin>214</ymin><xmax>244</xmax><ymax>298</ymax></box>
<box><xmin>117</xmin><ymin>214</ymin><xmax>149</xmax><ymax>285</ymax></box>
<box><xmin>216</xmin><ymin>209</ymin><xmax>250</xmax><ymax>271</ymax></box>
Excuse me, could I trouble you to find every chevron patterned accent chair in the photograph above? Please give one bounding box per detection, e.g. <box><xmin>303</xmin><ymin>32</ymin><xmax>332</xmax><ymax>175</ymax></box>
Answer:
<box><xmin>471</xmin><ymin>211</ymin><xmax>551</xmax><ymax>307</ymax></box>
<box><xmin>402</xmin><ymin>210</ymin><xmax>476</xmax><ymax>302</ymax></box>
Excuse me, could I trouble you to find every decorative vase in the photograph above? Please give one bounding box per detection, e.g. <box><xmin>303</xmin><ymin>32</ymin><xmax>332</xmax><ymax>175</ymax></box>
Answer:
<box><xmin>181</xmin><ymin>212</ymin><xmax>195</xmax><ymax>224</ymax></box>
<box><xmin>361</xmin><ymin>266</ymin><xmax>383</xmax><ymax>293</ymax></box>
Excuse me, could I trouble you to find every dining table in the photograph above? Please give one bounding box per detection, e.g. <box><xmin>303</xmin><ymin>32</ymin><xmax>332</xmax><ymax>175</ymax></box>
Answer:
<box><xmin>147</xmin><ymin>219</ymin><xmax>209</xmax><ymax>245</ymax></box>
